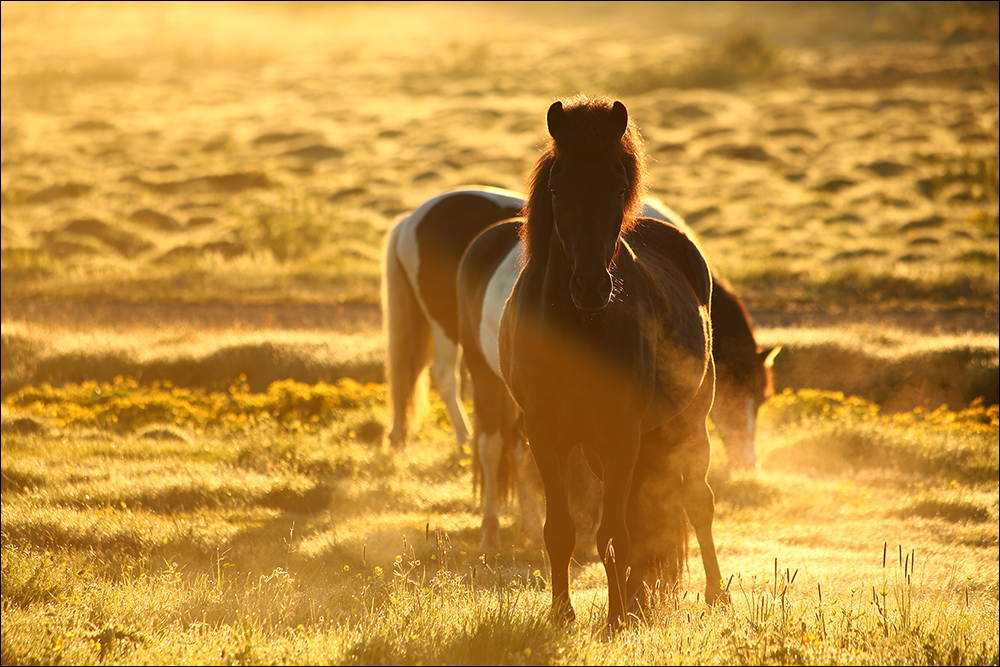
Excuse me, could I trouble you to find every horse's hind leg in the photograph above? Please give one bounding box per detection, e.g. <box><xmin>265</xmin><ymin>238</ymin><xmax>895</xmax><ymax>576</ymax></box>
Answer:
<box><xmin>683</xmin><ymin>468</ymin><xmax>726</xmax><ymax>604</ymax></box>
<box><xmin>626</xmin><ymin>436</ymin><xmax>687</xmax><ymax>614</ymax></box>
<box><xmin>670</xmin><ymin>360</ymin><xmax>727</xmax><ymax>604</ymax></box>
<box><xmin>567</xmin><ymin>445</ymin><xmax>602</xmax><ymax>563</ymax></box>
<box><xmin>515</xmin><ymin>436</ymin><xmax>545</xmax><ymax>552</ymax></box>
<box><xmin>676</xmin><ymin>423</ymin><xmax>727</xmax><ymax>605</ymax></box>
<box><xmin>429</xmin><ymin>325</ymin><xmax>472</xmax><ymax>449</ymax></box>
<box><xmin>383</xmin><ymin>226</ymin><xmax>433</xmax><ymax>449</ymax></box>
<box><xmin>595</xmin><ymin>427</ymin><xmax>642</xmax><ymax>630</ymax></box>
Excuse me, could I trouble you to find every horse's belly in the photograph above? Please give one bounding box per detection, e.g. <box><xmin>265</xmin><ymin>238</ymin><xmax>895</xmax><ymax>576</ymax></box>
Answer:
<box><xmin>637</xmin><ymin>303</ymin><xmax>712</xmax><ymax>430</ymax></box>
<box><xmin>510</xmin><ymin>336</ymin><xmax>652</xmax><ymax>442</ymax></box>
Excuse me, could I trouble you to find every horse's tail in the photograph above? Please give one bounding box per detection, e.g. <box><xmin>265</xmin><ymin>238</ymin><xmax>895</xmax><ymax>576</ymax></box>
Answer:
<box><xmin>627</xmin><ymin>448</ymin><xmax>690</xmax><ymax>606</ymax></box>
<box><xmin>382</xmin><ymin>218</ymin><xmax>432</xmax><ymax>448</ymax></box>
<box><xmin>654</xmin><ymin>479</ymin><xmax>690</xmax><ymax>596</ymax></box>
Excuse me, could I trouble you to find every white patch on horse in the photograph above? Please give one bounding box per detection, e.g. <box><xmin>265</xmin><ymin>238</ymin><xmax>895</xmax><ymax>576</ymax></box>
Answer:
<box><xmin>467</xmin><ymin>185</ymin><xmax>525</xmax><ymax>208</ymax></box>
<box><xmin>429</xmin><ymin>325</ymin><xmax>470</xmax><ymax>444</ymax></box>
<box><xmin>398</xmin><ymin>186</ymin><xmax>524</xmax><ymax>341</ymax></box>
<box><xmin>395</xmin><ymin>194</ymin><xmax>448</xmax><ymax>326</ymax></box>
<box><xmin>479</xmin><ymin>243</ymin><xmax>523</xmax><ymax>376</ymax></box>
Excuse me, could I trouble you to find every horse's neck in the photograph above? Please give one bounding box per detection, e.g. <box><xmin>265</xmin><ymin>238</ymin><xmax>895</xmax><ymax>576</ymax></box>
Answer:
<box><xmin>511</xmin><ymin>225</ymin><xmax>570</xmax><ymax>326</ymax></box>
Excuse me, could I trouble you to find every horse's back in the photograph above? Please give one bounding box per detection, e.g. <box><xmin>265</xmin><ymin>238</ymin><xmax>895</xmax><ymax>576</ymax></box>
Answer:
<box><xmin>394</xmin><ymin>187</ymin><xmax>523</xmax><ymax>342</ymax></box>
<box><xmin>640</xmin><ymin>201</ymin><xmax>742</xmax><ymax>328</ymax></box>
<box><xmin>641</xmin><ymin>198</ymin><xmax>704</xmax><ymax>248</ymax></box>
<box><xmin>627</xmin><ymin>217</ymin><xmax>712</xmax><ymax>309</ymax></box>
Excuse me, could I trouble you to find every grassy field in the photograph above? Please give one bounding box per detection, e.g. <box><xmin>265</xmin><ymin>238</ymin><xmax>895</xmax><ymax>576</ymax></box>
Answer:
<box><xmin>2</xmin><ymin>1</ymin><xmax>998</xmax><ymax>664</ymax></box>
<box><xmin>2</xmin><ymin>381</ymin><xmax>997</xmax><ymax>664</ymax></box>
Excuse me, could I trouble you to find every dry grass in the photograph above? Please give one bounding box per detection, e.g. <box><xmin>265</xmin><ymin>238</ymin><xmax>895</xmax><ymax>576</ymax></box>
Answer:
<box><xmin>5</xmin><ymin>319</ymin><xmax>995</xmax><ymax>419</ymax></box>
<box><xmin>1</xmin><ymin>321</ymin><xmax>386</xmax><ymax>397</ymax></box>
<box><xmin>757</xmin><ymin>325</ymin><xmax>999</xmax><ymax>412</ymax></box>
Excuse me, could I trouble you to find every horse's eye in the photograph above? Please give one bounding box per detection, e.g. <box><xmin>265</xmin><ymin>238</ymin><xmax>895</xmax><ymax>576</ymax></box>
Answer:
<box><xmin>618</xmin><ymin>186</ymin><xmax>627</xmax><ymax>198</ymax></box>
<box><xmin>549</xmin><ymin>188</ymin><xmax>558</xmax><ymax>198</ymax></box>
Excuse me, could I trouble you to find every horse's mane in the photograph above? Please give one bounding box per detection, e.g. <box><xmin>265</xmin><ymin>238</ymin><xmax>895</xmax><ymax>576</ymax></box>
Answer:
<box><xmin>711</xmin><ymin>275</ymin><xmax>767</xmax><ymax>384</ymax></box>
<box><xmin>520</xmin><ymin>95</ymin><xmax>649</xmax><ymax>261</ymax></box>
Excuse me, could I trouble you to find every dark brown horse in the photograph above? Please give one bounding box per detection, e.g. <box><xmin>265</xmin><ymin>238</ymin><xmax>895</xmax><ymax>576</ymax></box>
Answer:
<box><xmin>498</xmin><ymin>96</ymin><xmax>727</xmax><ymax>629</ymax></box>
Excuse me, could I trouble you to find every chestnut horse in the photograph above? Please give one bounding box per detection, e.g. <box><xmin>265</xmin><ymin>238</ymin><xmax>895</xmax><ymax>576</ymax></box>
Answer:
<box><xmin>498</xmin><ymin>96</ymin><xmax>726</xmax><ymax>629</ymax></box>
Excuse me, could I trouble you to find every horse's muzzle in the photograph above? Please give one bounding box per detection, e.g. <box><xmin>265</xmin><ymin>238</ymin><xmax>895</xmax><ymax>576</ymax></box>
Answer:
<box><xmin>570</xmin><ymin>271</ymin><xmax>613</xmax><ymax>313</ymax></box>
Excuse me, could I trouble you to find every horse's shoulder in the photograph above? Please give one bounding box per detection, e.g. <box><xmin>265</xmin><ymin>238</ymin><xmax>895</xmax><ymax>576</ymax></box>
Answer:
<box><xmin>628</xmin><ymin>217</ymin><xmax>712</xmax><ymax>307</ymax></box>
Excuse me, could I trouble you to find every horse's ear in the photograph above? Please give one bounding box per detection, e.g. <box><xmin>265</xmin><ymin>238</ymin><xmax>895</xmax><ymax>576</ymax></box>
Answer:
<box><xmin>611</xmin><ymin>100</ymin><xmax>628</xmax><ymax>138</ymax></box>
<box><xmin>760</xmin><ymin>345</ymin><xmax>782</xmax><ymax>368</ymax></box>
<box><xmin>547</xmin><ymin>101</ymin><xmax>565</xmax><ymax>138</ymax></box>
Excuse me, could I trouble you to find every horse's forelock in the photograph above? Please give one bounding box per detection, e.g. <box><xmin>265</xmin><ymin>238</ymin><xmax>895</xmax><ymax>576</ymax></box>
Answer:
<box><xmin>566</xmin><ymin>97</ymin><xmax>648</xmax><ymax>230</ymax></box>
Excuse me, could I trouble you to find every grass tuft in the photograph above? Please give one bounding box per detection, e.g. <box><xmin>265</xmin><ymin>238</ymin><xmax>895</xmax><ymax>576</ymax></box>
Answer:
<box><xmin>608</xmin><ymin>31</ymin><xmax>789</xmax><ymax>94</ymax></box>
<box><xmin>761</xmin><ymin>390</ymin><xmax>999</xmax><ymax>483</ymax></box>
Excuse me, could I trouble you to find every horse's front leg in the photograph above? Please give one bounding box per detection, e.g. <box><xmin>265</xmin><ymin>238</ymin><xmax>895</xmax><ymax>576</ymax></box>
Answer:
<box><xmin>529</xmin><ymin>438</ymin><xmax>577</xmax><ymax>625</ymax></box>
<box><xmin>594</xmin><ymin>427</ymin><xmax>641</xmax><ymax>630</ymax></box>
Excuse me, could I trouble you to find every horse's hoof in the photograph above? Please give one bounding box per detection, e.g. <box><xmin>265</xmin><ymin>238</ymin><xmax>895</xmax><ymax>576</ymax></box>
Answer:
<box><xmin>386</xmin><ymin>430</ymin><xmax>406</xmax><ymax>450</ymax></box>
<box><xmin>706</xmin><ymin>587</ymin><xmax>731</xmax><ymax>606</ymax></box>
<box><xmin>550</xmin><ymin>603</ymin><xmax>576</xmax><ymax>628</ymax></box>
<box><xmin>479</xmin><ymin>517</ymin><xmax>501</xmax><ymax>555</ymax></box>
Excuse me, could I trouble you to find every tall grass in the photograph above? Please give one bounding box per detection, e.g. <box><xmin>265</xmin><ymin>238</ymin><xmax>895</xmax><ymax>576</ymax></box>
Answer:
<box><xmin>3</xmin><ymin>381</ymin><xmax>997</xmax><ymax>664</ymax></box>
